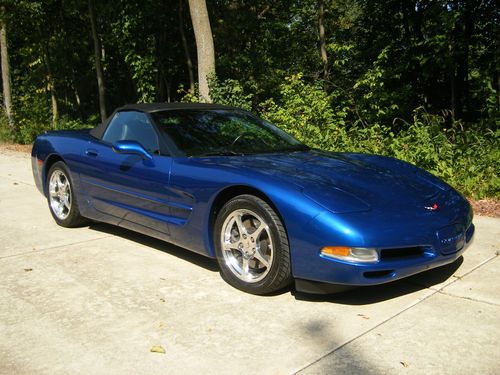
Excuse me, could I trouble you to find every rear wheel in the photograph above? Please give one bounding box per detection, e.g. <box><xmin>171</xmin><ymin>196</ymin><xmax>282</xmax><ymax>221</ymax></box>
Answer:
<box><xmin>214</xmin><ymin>194</ymin><xmax>292</xmax><ymax>294</ymax></box>
<box><xmin>46</xmin><ymin>161</ymin><xmax>88</xmax><ymax>227</ymax></box>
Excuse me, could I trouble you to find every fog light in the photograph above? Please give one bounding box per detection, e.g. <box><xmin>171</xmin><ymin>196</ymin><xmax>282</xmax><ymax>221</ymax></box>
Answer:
<box><xmin>321</xmin><ymin>246</ymin><xmax>378</xmax><ymax>263</ymax></box>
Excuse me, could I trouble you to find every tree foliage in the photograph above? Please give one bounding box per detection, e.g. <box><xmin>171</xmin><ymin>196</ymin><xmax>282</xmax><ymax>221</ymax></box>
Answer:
<box><xmin>0</xmin><ymin>0</ymin><xmax>498</xmax><ymax>197</ymax></box>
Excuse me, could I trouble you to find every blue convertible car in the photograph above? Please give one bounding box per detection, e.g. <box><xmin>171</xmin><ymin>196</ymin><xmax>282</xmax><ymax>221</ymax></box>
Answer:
<box><xmin>32</xmin><ymin>103</ymin><xmax>474</xmax><ymax>294</ymax></box>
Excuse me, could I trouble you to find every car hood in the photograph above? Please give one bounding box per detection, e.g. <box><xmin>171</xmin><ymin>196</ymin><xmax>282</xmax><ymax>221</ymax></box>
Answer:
<box><xmin>216</xmin><ymin>150</ymin><xmax>449</xmax><ymax>214</ymax></box>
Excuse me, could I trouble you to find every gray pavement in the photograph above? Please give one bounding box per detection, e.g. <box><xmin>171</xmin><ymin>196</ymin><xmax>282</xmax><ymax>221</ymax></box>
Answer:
<box><xmin>0</xmin><ymin>148</ymin><xmax>499</xmax><ymax>375</ymax></box>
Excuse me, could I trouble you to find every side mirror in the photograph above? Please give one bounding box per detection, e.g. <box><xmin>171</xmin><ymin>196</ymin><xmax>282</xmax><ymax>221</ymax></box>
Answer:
<box><xmin>112</xmin><ymin>140</ymin><xmax>152</xmax><ymax>160</ymax></box>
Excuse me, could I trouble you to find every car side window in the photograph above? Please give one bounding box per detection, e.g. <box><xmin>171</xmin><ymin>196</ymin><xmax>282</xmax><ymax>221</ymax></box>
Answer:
<box><xmin>102</xmin><ymin>111</ymin><xmax>160</xmax><ymax>154</ymax></box>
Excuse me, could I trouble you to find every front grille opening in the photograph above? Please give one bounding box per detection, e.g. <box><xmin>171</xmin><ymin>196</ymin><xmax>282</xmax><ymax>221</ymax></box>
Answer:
<box><xmin>380</xmin><ymin>246</ymin><xmax>425</xmax><ymax>260</ymax></box>
<box><xmin>364</xmin><ymin>270</ymin><xmax>394</xmax><ymax>279</ymax></box>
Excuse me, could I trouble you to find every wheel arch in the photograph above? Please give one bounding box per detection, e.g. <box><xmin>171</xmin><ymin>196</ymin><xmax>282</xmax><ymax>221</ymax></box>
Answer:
<box><xmin>206</xmin><ymin>185</ymin><xmax>288</xmax><ymax>258</ymax></box>
<box><xmin>42</xmin><ymin>154</ymin><xmax>66</xmax><ymax>196</ymax></box>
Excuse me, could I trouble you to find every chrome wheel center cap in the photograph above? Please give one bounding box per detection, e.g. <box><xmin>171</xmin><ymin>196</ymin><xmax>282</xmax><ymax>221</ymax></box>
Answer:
<box><xmin>242</xmin><ymin>238</ymin><xmax>255</xmax><ymax>256</ymax></box>
<box><xmin>245</xmin><ymin>247</ymin><xmax>256</xmax><ymax>257</ymax></box>
<box><xmin>240</xmin><ymin>240</ymin><xmax>255</xmax><ymax>258</ymax></box>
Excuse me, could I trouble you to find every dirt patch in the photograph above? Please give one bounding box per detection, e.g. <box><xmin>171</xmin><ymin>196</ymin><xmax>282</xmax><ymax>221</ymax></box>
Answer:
<box><xmin>0</xmin><ymin>143</ymin><xmax>32</xmax><ymax>153</ymax></box>
<box><xmin>1</xmin><ymin>143</ymin><xmax>498</xmax><ymax>217</ymax></box>
<box><xmin>468</xmin><ymin>198</ymin><xmax>500</xmax><ymax>218</ymax></box>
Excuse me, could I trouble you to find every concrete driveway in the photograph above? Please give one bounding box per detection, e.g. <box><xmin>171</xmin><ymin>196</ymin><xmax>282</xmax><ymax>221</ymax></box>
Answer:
<box><xmin>0</xmin><ymin>147</ymin><xmax>499</xmax><ymax>374</ymax></box>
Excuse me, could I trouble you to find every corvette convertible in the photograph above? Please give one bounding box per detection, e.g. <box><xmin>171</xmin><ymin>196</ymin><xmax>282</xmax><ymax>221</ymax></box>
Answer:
<box><xmin>31</xmin><ymin>103</ymin><xmax>474</xmax><ymax>294</ymax></box>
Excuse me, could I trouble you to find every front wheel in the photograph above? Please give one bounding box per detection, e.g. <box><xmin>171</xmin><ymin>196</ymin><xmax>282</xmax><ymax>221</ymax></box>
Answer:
<box><xmin>214</xmin><ymin>194</ymin><xmax>292</xmax><ymax>294</ymax></box>
<box><xmin>46</xmin><ymin>161</ymin><xmax>88</xmax><ymax>227</ymax></box>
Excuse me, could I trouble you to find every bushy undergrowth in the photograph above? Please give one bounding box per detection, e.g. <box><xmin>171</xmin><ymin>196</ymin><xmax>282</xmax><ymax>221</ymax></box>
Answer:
<box><xmin>16</xmin><ymin>117</ymin><xmax>92</xmax><ymax>145</ymax></box>
<box><xmin>0</xmin><ymin>110</ymin><xmax>93</xmax><ymax>145</ymax></box>
<box><xmin>0</xmin><ymin>112</ymin><xmax>14</xmax><ymax>143</ymax></box>
<box><xmin>256</xmin><ymin>76</ymin><xmax>499</xmax><ymax>199</ymax></box>
<box><xmin>1</xmin><ymin>74</ymin><xmax>498</xmax><ymax>199</ymax></box>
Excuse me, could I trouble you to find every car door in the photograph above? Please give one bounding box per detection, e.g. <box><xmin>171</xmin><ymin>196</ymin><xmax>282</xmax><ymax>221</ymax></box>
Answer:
<box><xmin>79</xmin><ymin>110</ymin><xmax>173</xmax><ymax>235</ymax></box>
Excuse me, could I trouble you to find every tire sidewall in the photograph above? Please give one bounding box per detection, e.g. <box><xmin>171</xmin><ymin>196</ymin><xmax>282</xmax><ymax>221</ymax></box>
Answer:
<box><xmin>214</xmin><ymin>195</ymin><xmax>290</xmax><ymax>294</ymax></box>
<box><xmin>46</xmin><ymin>161</ymin><xmax>80</xmax><ymax>227</ymax></box>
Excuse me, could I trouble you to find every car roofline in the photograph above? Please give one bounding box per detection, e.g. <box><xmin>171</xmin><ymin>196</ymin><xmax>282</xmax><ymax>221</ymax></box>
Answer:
<box><xmin>117</xmin><ymin>102</ymin><xmax>240</xmax><ymax>113</ymax></box>
<box><xmin>90</xmin><ymin>102</ymin><xmax>244</xmax><ymax>140</ymax></box>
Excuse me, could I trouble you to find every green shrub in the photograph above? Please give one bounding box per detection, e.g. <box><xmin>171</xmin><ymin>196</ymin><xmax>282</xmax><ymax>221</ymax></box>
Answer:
<box><xmin>0</xmin><ymin>110</ymin><xmax>15</xmax><ymax>143</ymax></box>
<box><xmin>387</xmin><ymin>110</ymin><xmax>499</xmax><ymax>198</ymax></box>
<box><xmin>179</xmin><ymin>76</ymin><xmax>254</xmax><ymax>111</ymax></box>
<box><xmin>259</xmin><ymin>73</ymin><xmax>346</xmax><ymax>150</ymax></box>
<box><xmin>16</xmin><ymin>116</ymin><xmax>93</xmax><ymax>145</ymax></box>
<box><xmin>258</xmin><ymin>76</ymin><xmax>499</xmax><ymax>199</ymax></box>
<box><xmin>10</xmin><ymin>72</ymin><xmax>499</xmax><ymax>199</ymax></box>
<box><xmin>16</xmin><ymin>118</ymin><xmax>47</xmax><ymax>145</ymax></box>
<box><xmin>208</xmin><ymin>76</ymin><xmax>253</xmax><ymax>111</ymax></box>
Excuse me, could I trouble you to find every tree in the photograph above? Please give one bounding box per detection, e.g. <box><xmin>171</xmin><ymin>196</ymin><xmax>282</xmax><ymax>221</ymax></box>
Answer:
<box><xmin>88</xmin><ymin>0</ymin><xmax>107</xmax><ymax>121</ymax></box>
<box><xmin>318</xmin><ymin>0</ymin><xmax>328</xmax><ymax>80</ymax></box>
<box><xmin>179</xmin><ymin>0</ymin><xmax>194</xmax><ymax>93</ymax></box>
<box><xmin>0</xmin><ymin>6</ymin><xmax>13</xmax><ymax>130</ymax></box>
<box><xmin>42</xmin><ymin>43</ymin><xmax>58</xmax><ymax>125</ymax></box>
<box><xmin>2</xmin><ymin>0</ymin><xmax>497</xmax><ymax>135</ymax></box>
<box><xmin>188</xmin><ymin>0</ymin><xmax>215</xmax><ymax>102</ymax></box>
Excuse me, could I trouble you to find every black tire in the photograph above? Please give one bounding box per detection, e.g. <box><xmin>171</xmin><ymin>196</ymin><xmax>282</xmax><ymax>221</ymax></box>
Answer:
<box><xmin>214</xmin><ymin>194</ymin><xmax>292</xmax><ymax>294</ymax></box>
<box><xmin>46</xmin><ymin>161</ymin><xmax>88</xmax><ymax>228</ymax></box>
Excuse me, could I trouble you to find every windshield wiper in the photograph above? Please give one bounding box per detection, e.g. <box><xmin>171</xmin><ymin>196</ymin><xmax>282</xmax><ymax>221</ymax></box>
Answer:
<box><xmin>196</xmin><ymin>150</ymin><xmax>243</xmax><ymax>157</ymax></box>
<box><xmin>278</xmin><ymin>145</ymin><xmax>311</xmax><ymax>153</ymax></box>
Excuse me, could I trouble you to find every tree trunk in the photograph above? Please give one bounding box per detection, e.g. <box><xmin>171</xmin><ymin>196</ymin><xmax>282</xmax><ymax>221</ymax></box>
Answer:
<box><xmin>156</xmin><ymin>67</ymin><xmax>166</xmax><ymax>102</ymax></box>
<box><xmin>165</xmin><ymin>79</ymin><xmax>171</xmax><ymax>103</ymax></box>
<box><xmin>155</xmin><ymin>25</ymin><xmax>166</xmax><ymax>102</ymax></box>
<box><xmin>318</xmin><ymin>0</ymin><xmax>328</xmax><ymax>80</ymax></box>
<box><xmin>43</xmin><ymin>44</ymin><xmax>59</xmax><ymax>126</ymax></box>
<box><xmin>460</xmin><ymin>1</ymin><xmax>473</xmax><ymax>120</ymax></box>
<box><xmin>88</xmin><ymin>0</ymin><xmax>107</xmax><ymax>121</ymax></box>
<box><xmin>188</xmin><ymin>0</ymin><xmax>215</xmax><ymax>102</ymax></box>
<box><xmin>179</xmin><ymin>0</ymin><xmax>195</xmax><ymax>92</ymax></box>
<box><xmin>495</xmin><ymin>70</ymin><xmax>500</xmax><ymax>112</ymax></box>
<box><xmin>71</xmin><ymin>70</ymin><xmax>84</xmax><ymax>119</ymax></box>
<box><xmin>72</xmin><ymin>71</ymin><xmax>81</xmax><ymax>108</ymax></box>
<box><xmin>0</xmin><ymin>11</ymin><xmax>13</xmax><ymax>131</ymax></box>
<box><xmin>449</xmin><ymin>0</ymin><xmax>474</xmax><ymax>122</ymax></box>
<box><xmin>449</xmin><ymin>37</ymin><xmax>456</xmax><ymax>121</ymax></box>
<box><xmin>49</xmin><ymin>81</ymin><xmax>58</xmax><ymax>125</ymax></box>
<box><xmin>450</xmin><ymin>67</ymin><xmax>456</xmax><ymax>121</ymax></box>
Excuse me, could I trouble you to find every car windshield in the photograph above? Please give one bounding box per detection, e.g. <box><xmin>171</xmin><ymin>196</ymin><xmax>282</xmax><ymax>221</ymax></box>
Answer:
<box><xmin>151</xmin><ymin>109</ymin><xmax>308</xmax><ymax>156</ymax></box>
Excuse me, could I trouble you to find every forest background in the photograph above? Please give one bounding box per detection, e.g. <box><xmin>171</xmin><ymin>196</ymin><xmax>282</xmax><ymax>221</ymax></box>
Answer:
<box><xmin>0</xmin><ymin>0</ymin><xmax>498</xmax><ymax>199</ymax></box>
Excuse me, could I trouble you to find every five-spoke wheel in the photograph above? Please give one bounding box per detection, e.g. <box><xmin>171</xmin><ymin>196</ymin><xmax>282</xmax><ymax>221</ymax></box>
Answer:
<box><xmin>215</xmin><ymin>194</ymin><xmax>292</xmax><ymax>294</ymax></box>
<box><xmin>49</xmin><ymin>169</ymin><xmax>72</xmax><ymax>220</ymax></box>
<box><xmin>46</xmin><ymin>161</ymin><xmax>88</xmax><ymax>227</ymax></box>
<box><xmin>221</xmin><ymin>208</ymin><xmax>273</xmax><ymax>283</ymax></box>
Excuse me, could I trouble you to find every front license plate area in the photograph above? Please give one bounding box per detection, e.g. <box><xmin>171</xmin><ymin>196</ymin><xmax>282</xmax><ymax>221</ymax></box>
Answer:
<box><xmin>437</xmin><ymin>224</ymin><xmax>465</xmax><ymax>255</ymax></box>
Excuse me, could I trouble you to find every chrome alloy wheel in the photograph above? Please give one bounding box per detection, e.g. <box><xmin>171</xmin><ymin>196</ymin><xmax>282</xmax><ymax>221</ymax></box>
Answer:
<box><xmin>48</xmin><ymin>169</ymin><xmax>72</xmax><ymax>220</ymax></box>
<box><xmin>220</xmin><ymin>208</ymin><xmax>274</xmax><ymax>283</ymax></box>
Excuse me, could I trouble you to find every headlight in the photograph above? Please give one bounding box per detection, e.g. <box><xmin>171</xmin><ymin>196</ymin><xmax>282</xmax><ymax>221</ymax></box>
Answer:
<box><xmin>321</xmin><ymin>246</ymin><xmax>378</xmax><ymax>263</ymax></box>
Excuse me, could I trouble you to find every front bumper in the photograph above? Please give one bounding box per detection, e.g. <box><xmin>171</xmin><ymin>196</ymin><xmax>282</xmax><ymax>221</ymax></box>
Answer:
<box><xmin>295</xmin><ymin>223</ymin><xmax>474</xmax><ymax>288</ymax></box>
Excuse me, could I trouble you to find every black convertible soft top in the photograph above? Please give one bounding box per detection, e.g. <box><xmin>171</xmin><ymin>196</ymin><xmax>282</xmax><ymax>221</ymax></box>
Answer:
<box><xmin>90</xmin><ymin>102</ymin><xmax>238</xmax><ymax>139</ymax></box>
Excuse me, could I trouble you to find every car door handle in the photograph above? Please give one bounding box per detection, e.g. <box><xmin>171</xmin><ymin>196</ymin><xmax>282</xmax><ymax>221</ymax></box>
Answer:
<box><xmin>85</xmin><ymin>149</ymin><xmax>99</xmax><ymax>157</ymax></box>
